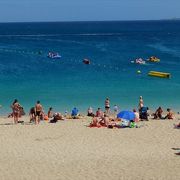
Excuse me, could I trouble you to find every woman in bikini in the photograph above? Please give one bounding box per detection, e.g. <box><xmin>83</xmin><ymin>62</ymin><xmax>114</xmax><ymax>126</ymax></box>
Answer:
<box><xmin>105</xmin><ymin>97</ymin><xmax>110</xmax><ymax>114</ymax></box>
<box><xmin>138</xmin><ymin>96</ymin><xmax>144</xmax><ymax>111</ymax></box>
<box><xmin>11</xmin><ymin>99</ymin><xmax>21</xmax><ymax>124</ymax></box>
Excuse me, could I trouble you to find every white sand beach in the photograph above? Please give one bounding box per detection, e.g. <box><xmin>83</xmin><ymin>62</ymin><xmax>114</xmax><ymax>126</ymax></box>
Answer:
<box><xmin>0</xmin><ymin>116</ymin><xmax>180</xmax><ymax>180</ymax></box>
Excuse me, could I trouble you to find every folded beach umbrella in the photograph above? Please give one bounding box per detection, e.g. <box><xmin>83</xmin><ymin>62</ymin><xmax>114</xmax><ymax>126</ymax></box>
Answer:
<box><xmin>117</xmin><ymin>110</ymin><xmax>135</xmax><ymax>121</ymax></box>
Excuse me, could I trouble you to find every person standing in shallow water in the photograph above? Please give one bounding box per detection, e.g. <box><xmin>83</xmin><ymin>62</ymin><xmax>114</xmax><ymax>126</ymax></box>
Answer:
<box><xmin>105</xmin><ymin>97</ymin><xmax>110</xmax><ymax>114</ymax></box>
<box><xmin>35</xmin><ymin>100</ymin><xmax>43</xmax><ymax>124</ymax></box>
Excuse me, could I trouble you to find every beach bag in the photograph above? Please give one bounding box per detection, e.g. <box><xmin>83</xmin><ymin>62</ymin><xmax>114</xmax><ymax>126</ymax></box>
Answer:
<box><xmin>130</xmin><ymin>122</ymin><xmax>136</xmax><ymax>128</ymax></box>
<box><xmin>44</xmin><ymin>115</ymin><xmax>49</xmax><ymax>121</ymax></box>
<box><xmin>121</xmin><ymin>120</ymin><xmax>129</xmax><ymax>127</ymax></box>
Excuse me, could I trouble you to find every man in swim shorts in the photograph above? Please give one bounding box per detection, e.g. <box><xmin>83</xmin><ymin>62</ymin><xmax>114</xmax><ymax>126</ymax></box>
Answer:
<box><xmin>35</xmin><ymin>100</ymin><xmax>43</xmax><ymax>124</ymax></box>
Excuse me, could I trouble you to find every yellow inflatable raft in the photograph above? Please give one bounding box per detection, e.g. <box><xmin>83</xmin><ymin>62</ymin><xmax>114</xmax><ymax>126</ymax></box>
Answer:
<box><xmin>148</xmin><ymin>71</ymin><xmax>171</xmax><ymax>78</ymax></box>
<box><xmin>148</xmin><ymin>56</ymin><xmax>160</xmax><ymax>62</ymax></box>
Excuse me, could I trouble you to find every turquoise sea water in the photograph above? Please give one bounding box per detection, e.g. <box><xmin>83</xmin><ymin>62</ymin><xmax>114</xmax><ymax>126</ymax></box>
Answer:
<box><xmin>0</xmin><ymin>21</ymin><xmax>180</xmax><ymax>115</ymax></box>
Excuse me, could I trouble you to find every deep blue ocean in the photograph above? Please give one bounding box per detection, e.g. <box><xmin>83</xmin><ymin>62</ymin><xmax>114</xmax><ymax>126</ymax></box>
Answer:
<box><xmin>0</xmin><ymin>20</ymin><xmax>180</xmax><ymax>115</ymax></box>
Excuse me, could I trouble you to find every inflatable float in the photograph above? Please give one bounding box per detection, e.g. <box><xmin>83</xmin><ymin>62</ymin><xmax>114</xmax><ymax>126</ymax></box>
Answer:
<box><xmin>131</xmin><ymin>58</ymin><xmax>146</xmax><ymax>65</ymax></box>
<box><xmin>47</xmin><ymin>52</ymin><xmax>61</xmax><ymax>59</ymax></box>
<box><xmin>147</xmin><ymin>56</ymin><xmax>160</xmax><ymax>62</ymax></box>
<box><xmin>148</xmin><ymin>71</ymin><xmax>171</xmax><ymax>78</ymax></box>
<box><xmin>83</xmin><ymin>58</ymin><xmax>90</xmax><ymax>65</ymax></box>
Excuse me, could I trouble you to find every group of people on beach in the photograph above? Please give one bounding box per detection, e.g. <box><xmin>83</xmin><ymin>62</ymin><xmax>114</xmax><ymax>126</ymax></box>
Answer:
<box><xmin>10</xmin><ymin>99</ymin><xmax>44</xmax><ymax>124</ymax></box>
<box><xmin>87</xmin><ymin>96</ymin><xmax>176</xmax><ymax>128</ymax></box>
<box><xmin>2</xmin><ymin>95</ymin><xmax>176</xmax><ymax>126</ymax></box>
<box><xmin>9</xmin><ymin>99</ymin><xmax>81</xmax><ymax>124</ymax></box>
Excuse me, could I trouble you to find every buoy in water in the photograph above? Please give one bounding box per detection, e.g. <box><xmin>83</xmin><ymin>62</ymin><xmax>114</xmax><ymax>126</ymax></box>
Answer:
<box><xmin>137</xmin><ymin>70</ymin><xmax>141</xmax><ymax>74</ymax></box>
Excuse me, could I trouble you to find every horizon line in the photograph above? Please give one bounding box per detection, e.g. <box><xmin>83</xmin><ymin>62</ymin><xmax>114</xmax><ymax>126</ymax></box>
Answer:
<box><xmin>0</xmin><ymin>19</ymin><xmax>179</xmax><ymax>24</ymax></box>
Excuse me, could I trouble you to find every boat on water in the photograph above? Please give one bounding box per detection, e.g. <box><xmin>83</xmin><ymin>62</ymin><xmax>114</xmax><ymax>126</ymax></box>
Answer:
<box><xmin>147</xmin><ymin>56</ymin><xmax>160</xmax><ymax>62</ymax></box>
<box><xmin>131</xmin><ymin>58</ymin><xmax>146</xmax><ymax>65</ymax></box>
<box><xmin>148</xmin><ymin>71</ymin><xmax>171</xmax><ymax>78</ymax></box>
<box><xmin>47</xmin><ymin>52</ymin><xmax>61</xmax><ymax>59</ymax></box>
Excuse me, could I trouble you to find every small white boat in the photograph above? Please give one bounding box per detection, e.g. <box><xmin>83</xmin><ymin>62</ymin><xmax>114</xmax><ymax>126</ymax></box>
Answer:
<box><xmin>47</xmin><ymin>52</ymin><xmax>61</xmax><ymax>59</ymax></box>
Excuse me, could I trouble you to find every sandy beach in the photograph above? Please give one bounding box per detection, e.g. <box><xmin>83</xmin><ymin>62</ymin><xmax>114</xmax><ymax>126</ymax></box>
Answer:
<box><xmin>0</xmin><ymin>115</ymin><xmax>180</xmax><ymax>180</ymax></box>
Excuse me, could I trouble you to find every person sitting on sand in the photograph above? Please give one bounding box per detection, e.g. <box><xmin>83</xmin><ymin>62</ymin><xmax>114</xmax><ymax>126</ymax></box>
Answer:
<box><xmin>20</xmin><ymin>107</ymin><xmax>25</xmax><ymax>117</ymax></box>
<box><xmin>133</xmin><ymin>109</ymin><xmax>139</xmax><ymax>122</ymax></box>
<box><xmin>113</xmin><ymin>105</ymin><xmax>119</xmax><ymax>115</ymax></box>
<box><xmin>71</xmin><ymin>107</ymin><xmax>79</xmax><ymax>119</ymax></box>
<box><xmin>11</xmin><ymin>99</ymin><xmax>21</xmax><ymax>124</ymax></box>
<box><xmin>164</xmin><ymin>108</ymin><xmax>173</xmax><ymax>119</ymax></box>
<box><xmin>48</xmin><ymin>107</ymin><xmax>54</xmax><ymax>118</ymax></box>
<box><xmin>153</xmin><ymin>107</ymin><xmax>163</xmax><ymax>119</ymax></box>
<box><xmin>99</xmin><ymin>113</ymin><xmax>110</xmax><ymax>127</ymax></box>
<box><xmin>89</xmin><ymin>116</ymin><xmax>100</xmax><ymax>127</ymax></box>
<box><xmin>29</xmin><ymin>107</ymin><xmax>36</xmax><ymax>123</ymax></box>
<box><xmin>96</xmin><ymin>108</ymin><xmax>104</xmax><ymax>118</ymax></box>
<box><xmin>35</xmin><ymin>100</ymin><xmax>43</xmax><ymax>124</ymax></box>
<box><xmin>87</xmin><ymin>107</ymin><xmax>94</xmax><ymax>117</ymax></box>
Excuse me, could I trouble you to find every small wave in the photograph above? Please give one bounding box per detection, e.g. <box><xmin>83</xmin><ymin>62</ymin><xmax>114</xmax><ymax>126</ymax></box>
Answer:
<box><xmin>148</xmin><ymin>43</ymin><xmax>180</xmax><ymax>58</ymax></box>
<box><xmin>0</xmin><ymin>33</ymin><xmax>123</xmax><ymax>37</ymax></box>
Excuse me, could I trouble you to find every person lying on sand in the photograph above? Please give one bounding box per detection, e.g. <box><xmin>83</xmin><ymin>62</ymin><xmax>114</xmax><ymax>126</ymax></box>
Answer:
<box><xmin>49</xmin><ymin>113</ymin><xmax>65</xmax><ymax>123</ymax></box>
<box><xmin>174</xmin><ymin>123</ymin><xmax>180</xmax><ymax>129</ymax></box>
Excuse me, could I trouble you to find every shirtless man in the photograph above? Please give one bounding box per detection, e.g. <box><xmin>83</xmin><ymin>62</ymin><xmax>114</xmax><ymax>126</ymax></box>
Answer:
<box><xmin>35</xmin><ymin>101</ymin><xmax>43</xmax><ymax>124</ymax></box>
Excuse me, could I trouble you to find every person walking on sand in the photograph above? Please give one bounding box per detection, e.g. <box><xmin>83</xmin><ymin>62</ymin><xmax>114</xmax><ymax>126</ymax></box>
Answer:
<box><xmin>11</xmin><ymin>99</ymin><xmax>21</xmax><ymax>124</ymax></box>
<box><xmin>105</xmin><ymin>97</ymin><xmax>110</xmax><ymax>114</ymax></box>
<box><xmin>35</xmin><ymin>100</ymin><xmax>43</xmax><ymax>124</ymax></box>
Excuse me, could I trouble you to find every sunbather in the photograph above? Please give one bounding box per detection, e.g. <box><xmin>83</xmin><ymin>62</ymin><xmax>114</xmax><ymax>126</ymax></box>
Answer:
<box><xmin>153</xmin><ymin>107</ymin><xmax>163</xmax><ymax>119</ymax></box>
<box><xmin>164</xmin><ymin>108</ymin><xmax>173</xmax><ymax>119</ymax></box>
